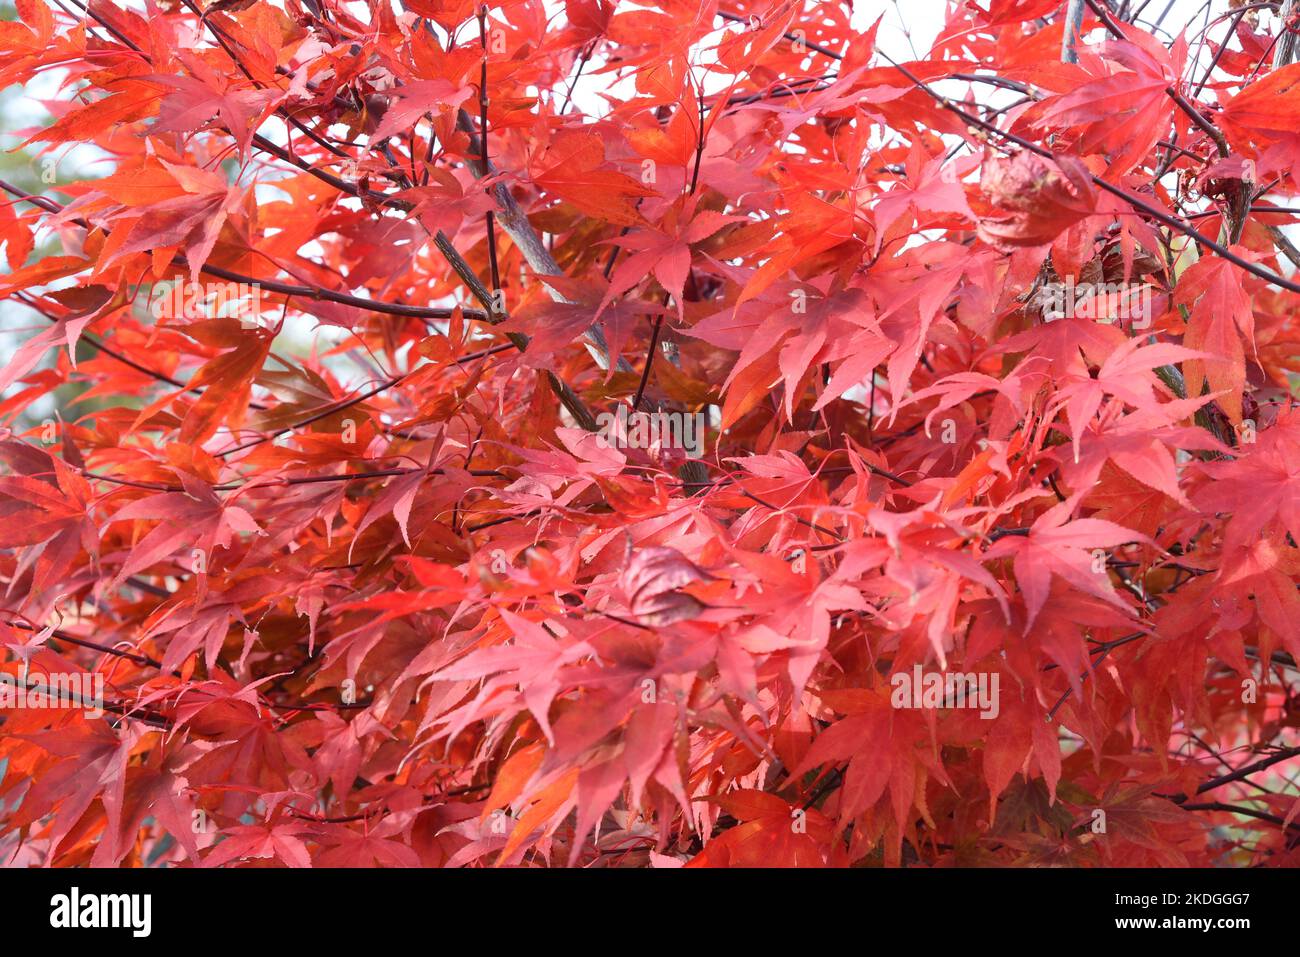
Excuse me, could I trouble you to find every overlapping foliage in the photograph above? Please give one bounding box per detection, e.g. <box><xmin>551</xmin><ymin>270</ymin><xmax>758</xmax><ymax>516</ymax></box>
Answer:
<box><xmin>1</xmin><ymin>0</ymin><xmax>1299</xmax><ymax>867</ymax></box>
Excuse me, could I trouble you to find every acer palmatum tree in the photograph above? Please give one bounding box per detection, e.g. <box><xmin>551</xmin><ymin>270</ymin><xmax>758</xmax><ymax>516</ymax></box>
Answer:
<box><xmin>0</xmin><ymin>0</ymin><xmax>1298</xmax><ymax>868</ymax></box>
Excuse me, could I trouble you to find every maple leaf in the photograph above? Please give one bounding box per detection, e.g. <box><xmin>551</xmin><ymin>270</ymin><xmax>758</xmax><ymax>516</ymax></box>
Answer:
<box><xmin>690</xmin><ymin>284</ymin><xmax>877</xmax><ymax>425</ymax></box>
<box><xmin>1218</xmin><ymin>60</ymin><xmax>1300</xmax><ymax>150</ymax></box>
<box><xmin>976</xmin><ymin>151</ymin><xmax>1096</xmax><ymax>249</ymax></box>
<box><xmin>598</xmin><ymin>200</ymin><xmax>740</xmax><ymax>318</ymax></box>
<box><xmin>369</xmin><ymin>80</ymin><xmax>473</xmax><ymax>143</ymax></box>
<box><xmin>1176</xmin><ymin>253</ymin><xmax>1255</xmax><ymax>424</ymax></box>
<box><xmin>1193</xmin><ymin>407</ymin><xmax>1300</xmax><ymax>554</ymax></box>
<box><xmin>20</xmin><ymin>82</ymin><xmax>162</xmax><ymax>149</ymax></box>
<box><xmin>201</xmin><ymin>822</ymin><xmax>315</xmax><ymax>868</ymax></box>
<box><xmin>146</xmin><ymin>71</ymin><xmax>282</xmax><ymax>158</ymax></box>
<box><xmin>869</xmin><ymin>145</ymin><xmax>976</xmax><ymax>252</ymax></box>
<box><xmin>1047</xmin><ymin>338</ymin><xmax>1208</xmax><ymax>469</ymax></box>
<box><xmin>499</xmin><ymin>275</ymin><xmax>666</xmax><ymax>371</ymax></box>
<box><xmin>786</xmin><ymin>688</ymin><xmax>910</xmax><ymax>826</ymax></box>
<box><xmin>689</xmin><ymin>789</ymin><xmax>833</xmax><ymax>867</ymax></box>
<box><xmin>429</xmin><ymin>610</ymin><xmax>595</xmax><ymax>745</ymax></box>
<box><xmin>532</xmin><ymin>130</ymin><xmax>656</xmax><ymax>227</ymax></box>
<box><xmin>5</xmin><ymin>720</ymin><xmax>135</xmax><ymax>864</ymax></box>
<box><xmin>314</xmin><ymin>830</ymin><xmax>423</xmax><ymax>868</ymax></box>
<box><xmin>984</xmin><ymin>501</ymin><xmax>1148</xmax><ymax>632</ymax></box>
<box><xmin>95</xmin><ymin>755</ymin><xmax>203</xmax><ymax>867</ymax></box>
<box><xmin>618</xmin><ymin>545</ymin><xmax>715</xmax><ymax>625</ymax></box>
<box><xmin>1028</xmin><ymin>32</ymin><xmax>1181</xmax><ymax>175</ymax></box>
<box><xmin>1061</xmin><ymin>394</ymin><xmax>1220</xmax><ymax>510</ymax></box>
<box><xmin>0</xmin><ymin>448</ymin><xmax>96</xmax><ymax>608</ymax></box>
<box><xmin>395</xmin><ymin>168</ymin><xmax>497</xmax><ymax>237</ymax></box>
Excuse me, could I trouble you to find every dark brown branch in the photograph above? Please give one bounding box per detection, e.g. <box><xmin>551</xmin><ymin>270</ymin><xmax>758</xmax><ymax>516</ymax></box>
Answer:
<box><xmin>5</xmin><ymin>618</ymin><xmax>163</xmax><ymax>670</ymax></box>
<box><xmin>1165</xmin><ymin>746</ymin><xmax>1300</xmax><ymax>804</ymax></box>
<box><xmin>79</xmin><ymin>464</ymin><xmax>507</xmax><ymax>493</ymax></box>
